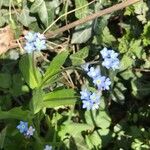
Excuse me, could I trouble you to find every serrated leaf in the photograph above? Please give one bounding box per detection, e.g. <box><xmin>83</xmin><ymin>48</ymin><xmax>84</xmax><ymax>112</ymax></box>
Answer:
<box><xmin>134</xmin><ymin>2</ymin><xmax>148</xmax><ymax>24</ymax></box>
<box><xmin>101</xmin><ymin>27</ymin><xmax>116</xmax><ymax>45</ymax></box>
<box><xmin>143</xmin><ymin>21</ymin><xmax>150</xmax><ymax>46</ymax></box>
<box><xmin>129</xmin><ymin>40</ymin><xmax>143</xmax><ymax>59</ymax></box>
<box><xmin>120</xmin><ymin>55</ymin><xmax>133</xmax><ymax>71</ymax></box>
<box><xmin>70</xmin><ymin>47</ymin><xmax>89</xmax><ymax>65</ymax></box>
<box><xmin>118</xmin><ymin>35</ymin><xmax>129</xmax><ymax>53</ymax></box>
<box><xmin>71</xmin><ymin>21</ymin><xmax>93</xmax><ymax>44</ymax></box>
<box><xmin>75</xmin><ymin>0</ymin><xmax>88</xmax><ymax>19</ymax></box>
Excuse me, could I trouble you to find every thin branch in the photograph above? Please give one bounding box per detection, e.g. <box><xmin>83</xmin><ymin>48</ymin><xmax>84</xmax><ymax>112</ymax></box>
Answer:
<box><xmin>45</xmin><ymin>0</ymin><xmax>140</xmax><ymax>38</ymax></box>
<box><xmin>7</xmin><ymin>0</ymin><xmax>140</xmax><ymax>51</ymax></box>
<box><xmin>43</xmin><ymin>0</ymin><xmax>96</xmax><ymax>34</ymax></box>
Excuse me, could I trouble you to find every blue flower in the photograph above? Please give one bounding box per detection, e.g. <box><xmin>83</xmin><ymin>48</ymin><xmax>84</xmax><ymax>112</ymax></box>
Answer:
<box><xmin>36</xmin><ymin>33</ymin><xmax>46</xmax><ymax>40</ymax></box>
<box><xmin>80</xmin><ymin>88</ymin><xmax>91</xmax><ymax>100</ymax></box>
<box><xmin>102</xmin><ymin>58</ymin><xmax>119</xmax><ymax>70</ymax></box>
<box><xmin>25</xmin><ymin>32</ymin><xmax>37</xmax><ymax>43</ymax></box>
<box><xmin>80</xmin><ymin>89</ymin><xmax>101</xmax><ymax>110</ymax></box>
<box><xmin>90</xmin><ymin>92</ymin><xmax>101</xmax><ymax>110</ymax></box>
<box><xmin>24</xmin><ymin>32</ymin><xmax>46</xmax><ymax>53</ymax></box>
<box><xmin>100</xmin><ymin>47</ymin><xmax>120</xmax><ymax>70</ymax></box>
<box><xmin>87</xmin><ymin>67</ymin><xmax>101</xmax><ymax>79</ymax></box>
<box><xmin>34</xmin><ymin>38</ymin><xmax>46</xmax><ymax>51</ymax></box>
<box><xmin>82</xmin><ymin>100</ymin><xmax>92</xmax><ymax>110</ymax></box>
<box><xmin>93</xmin><ymin>76</ymin><xmax>111</xmax><ymax>90</ymax></box>
<box><xmin>100</xmin><ymin>47</ymin><xmax>118</xmax><ymax>59</ymax></box>
<box><xmin>24</xmin><ymin>42</ymin><xmax>35</xmax><ymax>53</ymax></box>
<box><xmin>17</xmin><ymin>121</ymin><xmax>28</xmax><ymax>133</ymax></box>
<box><xmin>93</xmin><ymin>76</ymin><xmax>106</xmax><ymax>90</ymax></box>
<box><xmin>26</xmin><ymin>126</ymin><xmax>35</xmax><ymax>137</ymax></box>
<box><xmin>81</xmin><ymin>63</ymin><xmax>89</xmax><ymax>72</ymax></box>
<box><xmin>103</xmin><ymin>77</ymin><xmax>111</xmax><ymax>90</ymax></box>
<box><xmin>111</xmin><ymin>58</ymin><xmax>120</xmax><ymax>70</ymax></box>
<box><xmin>100</xmin><ymin>47</ymin><xmax>109</xmax><ymax>59</ymax></box>
<box><xmin>44</xmin><ymin>145</ymin><xmax>52</xmax><ymax>150</ymax></box>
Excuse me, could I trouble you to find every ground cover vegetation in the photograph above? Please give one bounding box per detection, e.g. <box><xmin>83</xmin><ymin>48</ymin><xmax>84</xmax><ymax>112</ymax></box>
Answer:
<box><xmin>0</xmin><ymin>0</ymin><xmax>149</xmax><ymax>149</ymax></box>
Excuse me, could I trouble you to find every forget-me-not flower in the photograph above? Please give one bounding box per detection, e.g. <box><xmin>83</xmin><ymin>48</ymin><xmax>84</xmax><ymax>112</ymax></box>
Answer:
<box><xmin>25</xmin><ymin>32</ymin><xmax>37</xmax><ymax>43</ymax></box>
<box><xmin>26</xmin><ymin>126</ymin><xmax>35</xmax><ymax>137</ymax></box>
<box><xmin>44</xmin><ymin>145</ymin><xmax>53</xmax><ymax>150</ymax></box>
<box><xmin>80</xmin><ymin>88</ymin><xmax>91</xmax><ymax>100</ymax></box>
<box><xmin>87</xmin><ymin>67</ymin><xmax>101</xmax><ymax>79</ymax></box>
<box><xmin>100</xmin><ymin>47</ymin><xmax>120</xmax><ymax>70</ymax></box>
<box><xmin>93</xmin><ymin>76</ymin><xmax>111</xmax><ymax>90</ymax></box>
<box><xmin>81</xmin><ymin>63</ymin><xmax>90</xmax><ymax>72</ymax></box>
<box><xmin>17</xmin><ymin>121</ymin><xmax>28</xmax><ymax>133</ymax></box>
<box><xmin>80</xmin><ymin>89</ymin><xmax>101</xmax><ymax>110</ymax></box>
<box><xmin>82</xmin><ymin>100</ymin><xmax>92</xmax><ymax>110</ymax></box>
<box><xmin>34</xmin><ymin>38</ymin><xmax>46</xmax><ymax>51</ymax></box>
<box><xmin>24</xmin><ymin>31</ymin><xmax>46</xmax><ymax>53</ymax></box>
<box><xmin>24</xmin><ymin>42</ymin><xmax>35</xmax><ymax>53</ymax></box>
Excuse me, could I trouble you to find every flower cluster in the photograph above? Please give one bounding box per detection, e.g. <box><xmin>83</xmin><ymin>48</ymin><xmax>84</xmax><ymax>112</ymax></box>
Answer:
<box><xmin>44</xmin><ymin>145</ymin><xmax>53</xmax><ymax>150</ymax></box>
<box><xmin>80</xmin><ymin>89</ymin><xmax>101</xmax><ymax>110</ymax></box>
<box><xmin>17</xmin><ymin>121</ymin><xmax>35</xmax><ymax>138</ymax></box>
<box><xmin>24</xmin><ymin>32</ymin><xmax>46</xmax><ymax>53</ymax></box>
<box><xmin>100</xmin><ymin>47</ymin><xmax>120</xmax><ymax>70</ymax></box>
<box><xmin>80</xmin><ymin>47</ymin><xmax>120</xmax><ymax>110</ymax></box>
<box><xmin>80</xmin><ymin>64</ymin><xmax>111</xmax><ymax>110</ymax></box>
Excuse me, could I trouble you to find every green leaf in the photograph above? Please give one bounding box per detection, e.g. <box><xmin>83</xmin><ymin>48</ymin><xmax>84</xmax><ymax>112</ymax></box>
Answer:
<box><xmin>131</xmin><ymin>78</ymin><xmax>150</xmax><ymax>99</ymax></box>
<box><xmin>10</xmin><ymin>74</ymin><xmax>29</xmax><ymax>97</ymax></box>
<box><xmin>85</xmin><ymin>109</ymin><xmax>111</xmax><ymax>129</ymax></box>
<box><xmin>42</xmin><ymin>51</ymin><xmax>69</xmax><ymax>86</ymax></box>
<box><xmin>19</xmin><ymin>54</ymin><xmax>41</xmax><ymax>89</ymax></box>
<box><xmin>0</xmin><ymin>107</ymin><xmax>33</xmax><ymax>121</ymax></box>
<box><xmin>0</xmin><ymin>73</ymin><xmax>11</xmax><ymax>89</ymax></box>
<box><xmin>0</xmin><ymin>127</ymin><xmax>7</xmax><ymax>149</ymax></box>
<box><xmin>134</xmin><ymin>2</ymin><xmax>148</xmax><ymax>24</ymax></box>
<box><xmin>120</xmin><ymin>69</ymin><xmax>135</xmax><ymax>80</ymax></box>
<box><xmin>86</xmin><ymin>130</ymin><xmax>102</xmax><ymax>149</ymax></box>
<box><xmin>71</xmin><ymin>21</ymin><xmax>93</xmax><ymax>44</ymax></box>
<box><xmin>129</xmin><ymin>40</ymin><xmax>143</xmax><ymax>59</ymax></box>
<box><xmin>143</xmin><ymin>21</ymin><xmax>150</xmax><ymax>46</ymax></box>
<box><xmin>0</xmin><ymin>9</ymin><xmax>9</xmax><ymax>27</ymax></box>
<box><xmin>31</xmin><ymin>89</ymin><xmax>44</xmax><ymax>114</ymax></box>
<box><xmin>70</xmin><ymin>47</ymin><xmax>89</xmax><ymax>65</ymax></box>
<box><xmin>111</xmin><ymin>81</ymin><xmax>126</xmax><ymax>104</ymax></box>
<box><xmin>59</xmin><ymin>123</ymin><xmax>93</xmax><ymax>138</ymax></box>
<box><xmin>18</xmin><ymin>5</ymin><xmax>36</xmax><ymax>27</ymax></box>
<box><xmin>42</xmin><ymin>89</ymin><xmax>76</xmax><ymax>108</ymax></box>
<box><xmin>30</xmin><ymin>0</ymin><xmax>48</xmax><ymax>26</ymax></box>
<box><xmin>101</xmin><ymin>27</ymin><xmax>116</xmax><ymax>45</ymax></box>
<box><xmin>60</xmin><ymin>122</ymin><xmax>91</xmax><ymax>150</ymax></box>
<box><xmin>120</xmin><ymin>55</ymin><xmax>133</xmax><ymax>71</ymax></box>
<box><xmin>118</xmin><ymin>35</ymin><xmax>129</xmax><ymax>53</ymax></box>
<box><xmin>75</xmin><ymin>0</ymin><xmax>89</xmax><ymax>19</ymax></box>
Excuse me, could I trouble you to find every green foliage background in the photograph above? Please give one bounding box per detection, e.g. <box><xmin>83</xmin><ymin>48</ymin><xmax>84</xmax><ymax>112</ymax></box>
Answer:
<box><xmin>0</xmin><ymin>0</ymin><xmax>150</xmax><ymax>149</ymax></box>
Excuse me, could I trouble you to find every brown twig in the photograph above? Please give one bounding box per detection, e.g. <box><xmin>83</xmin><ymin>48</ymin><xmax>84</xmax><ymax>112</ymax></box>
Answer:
<box><xmin>8</xmin><ymin>0</ymin><xmax>140</xmax><ymax>51</ymax></box>
<box><xmin>45</xmin><ymin>0</ymin><xmax>140</xmax><ymax>38</ymax></box>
